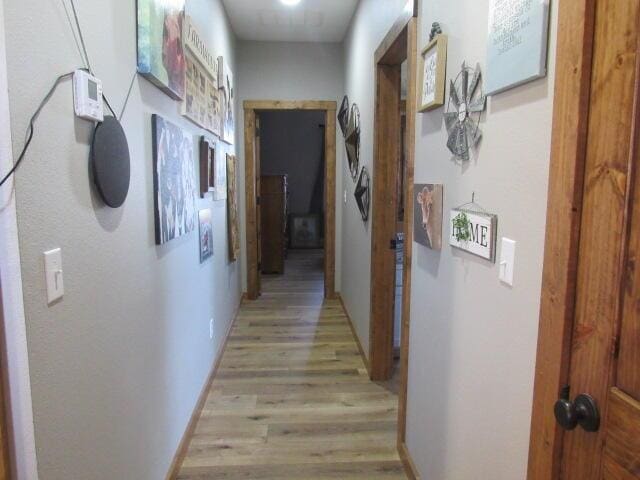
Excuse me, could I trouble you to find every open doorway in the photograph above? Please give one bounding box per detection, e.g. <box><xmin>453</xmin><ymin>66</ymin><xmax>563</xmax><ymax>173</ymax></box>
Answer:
<box><xmin>258</xmin><ymin>110</ymin><xmax>327</xmax><ymax>286</ymax></box>
<box><xmin>243</xmin><ymin>101</ymin><xmax>337</xmax><ymax>301</ymax></box>
<box><xmin>367</xmin><ymin>4</ymin><xmax>418</xmax><ymax>468</ymax></box>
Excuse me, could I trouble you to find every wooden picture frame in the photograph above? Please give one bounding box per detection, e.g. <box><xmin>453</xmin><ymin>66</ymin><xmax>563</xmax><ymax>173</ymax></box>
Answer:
<box><xmin>418</xmin><ymin>34</ymin><xmax>447</xmax><ymax>112</ymax></box>
<box><xmin>199</xmin><ymin>137</ymin><xmax>215</xmax><ymax>198</ymax></box>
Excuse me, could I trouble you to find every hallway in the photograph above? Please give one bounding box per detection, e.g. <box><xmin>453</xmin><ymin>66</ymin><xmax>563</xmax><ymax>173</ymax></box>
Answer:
<box><xmin>176</xmin><ymin>250</ymin><xmax>407</xmax><ymax>479</ymax></box>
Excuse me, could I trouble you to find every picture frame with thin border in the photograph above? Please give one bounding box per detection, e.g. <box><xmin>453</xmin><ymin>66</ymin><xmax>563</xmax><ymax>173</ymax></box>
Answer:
<box><xmin>418</xmin><ymin>34</ymin><xmax>448</xmax><ymax>112</ymax></box>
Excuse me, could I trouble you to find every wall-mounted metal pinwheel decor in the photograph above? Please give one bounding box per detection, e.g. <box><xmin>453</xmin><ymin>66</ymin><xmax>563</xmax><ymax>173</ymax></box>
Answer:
<box><xmin>345</xmin><ymin>103</ymin><xmax>361</xmax><ymax>181</ymax></box>
<box><xmin>354</xmin><ymin>166</ymin><xmax>370</xmax><ymax>222</ymax></box>
<box><xmin>444</xmin><ymin>62</ymin><xmax>486</xmax><ymax>161</ymax></box>
<box><xmin>338</xmin><ymin>96</ymin><xmax>349</xmax><ymax>137</ymax></box>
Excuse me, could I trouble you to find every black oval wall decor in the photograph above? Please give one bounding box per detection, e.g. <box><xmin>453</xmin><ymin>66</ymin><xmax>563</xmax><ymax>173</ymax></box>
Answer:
<box><xmin>91</xmin><ymin>116</ymin><xmax>131</xmax><ymax>208</ymax></box>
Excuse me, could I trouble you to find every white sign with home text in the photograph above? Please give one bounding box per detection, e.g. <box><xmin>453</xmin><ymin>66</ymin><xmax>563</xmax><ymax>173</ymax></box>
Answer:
<box><xmin>449</xmin><ymin>209</ymin><xmax>498</xmax><ymax>262</ymax></box>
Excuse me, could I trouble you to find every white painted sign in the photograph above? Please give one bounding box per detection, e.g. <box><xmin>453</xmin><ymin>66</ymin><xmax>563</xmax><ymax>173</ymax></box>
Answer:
<box><xmin>485</xmin><ymin>0</ymin><xmax>550</xmax><ymax>95</ymax></box>
<box><xmin>449</xmin><ymin>209</ymin><xmax>498</xmax><ymax>262</ymax></box>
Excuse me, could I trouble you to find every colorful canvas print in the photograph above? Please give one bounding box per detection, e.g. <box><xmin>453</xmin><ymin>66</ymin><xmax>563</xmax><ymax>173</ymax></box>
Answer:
<box><xmin>199</xmin><ymin>209</ymin><xmax>213</xmax><ymax>263</ymax></box>
<box><xmin>152</xmin><ymin>115</ymin><xmax>197</xmax><ymax>245</ymax></box>
<box><xmin>137</xmin><ymin>0</ymin><xmax>186</xmax><ymax>100</ymax></box>
<box><xmin>414</xmin><ymin>184</ymin><xmax>444</xmax><ymax>250</ymax></box>
<box><xmin>226</xmin><ymin>154</ymin><xmax>240</xmax><ymax>261</ymax></box>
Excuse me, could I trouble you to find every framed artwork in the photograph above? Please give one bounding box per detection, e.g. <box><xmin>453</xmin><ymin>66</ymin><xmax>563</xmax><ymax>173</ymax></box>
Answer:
<box><xmin>414</xmin><ymin>184</ymin><xmax>444</xmax><ymax>250</ymax></box>
<box><xmin>151</xmin><ymin>114</ymin><xmax>197</xmax><ymax>245</ymax></box>
<box><xmin>199</xmin><ymin>137</ymin><xmax>215</xmax><ymax>198</ymax></box>
<box><xmin>213</xmin><ymin>147</ymin><xmax>227</xmax><ymax>201</ymax></box>
<box><xmin>198</xmin><ymin>209</ymin><xmax>214</xmax><ymax>263</ymax></box>
<box><xmin>218</xmin><ymin>56</ymin><xmax>235</xmax><ymax>145</ymax></box>
<box><xmin>485</xmin><ymin>0</ymin><xmax>551</xmax><ymax>95</ymax></box>
<box><xmin>290</xmin><ymin>214</ymin><xmax>322</xmax><ymax>249</ymax></box>
<box><xmin>182</xmin><ymin>16</ymin><xmax>221</xmax><ymax>135</ymax></box>
<box><xmin>418</xmin><ymin>34</ymin><xmax>448</xmax><ymax>112</ymax></box>
<box><xmin>226</xmin><ymin>154</ymin><xmax>240</xmax><ymax>261</ymax></box>
<box><xmin>137</xmin><ymin>0</ymin><xmax>186</xmax><ymax>100</ymax></box>
<box><xmin>345</xmin><ymin>103</ymin><xmax>360</xmax><ymax>181</ymax></box>
<box><xmin>449</xmin><ymin>209</ymin><xmax>498</xmax><ymax>262</ymax></box>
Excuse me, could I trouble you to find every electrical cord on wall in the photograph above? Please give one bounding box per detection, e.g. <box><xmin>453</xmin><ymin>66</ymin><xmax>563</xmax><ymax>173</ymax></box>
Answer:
<box><xmin>0</xmin><ymin>72</ymin><xmax>75</xmax><ymax>188</ymax></box>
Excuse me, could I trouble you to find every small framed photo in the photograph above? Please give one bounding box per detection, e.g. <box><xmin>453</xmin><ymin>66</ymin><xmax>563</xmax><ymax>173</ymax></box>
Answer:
<box><xmin>199</xmin><ymin>137</ymin><xmax>215</xmax><ymax>198</ymax></box>
<box><xmin>198</xmin><ymin>209</ymin><xmax>214</xmax><ymax>263</ymax></box>
<box><xmin>418</xmin><ymin>34</ymin><xmax>448</xmax><ymax>112</ymax></box>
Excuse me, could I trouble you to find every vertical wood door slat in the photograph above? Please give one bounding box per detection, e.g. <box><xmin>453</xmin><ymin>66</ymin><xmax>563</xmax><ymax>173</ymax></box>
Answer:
<box><xmin>562</xmin><ymin>0</ymin><xmax>640</xmax><ymax>478</ymax></box>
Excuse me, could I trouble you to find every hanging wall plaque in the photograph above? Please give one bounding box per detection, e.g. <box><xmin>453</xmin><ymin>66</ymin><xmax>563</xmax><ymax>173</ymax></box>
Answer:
<box><xmin>345</xmin><ymin>103</ymin><xmax>361</xmax><ymax>181</ymax></box>
<box><xmin>354</xmin><ymin>167</ymin><xmax>370</xmax><ymax>222</ymax></box>
<box><xmin>449</xmin><ymin>208</ymin><xmax>497</xmax><ymax>262</ymax></box>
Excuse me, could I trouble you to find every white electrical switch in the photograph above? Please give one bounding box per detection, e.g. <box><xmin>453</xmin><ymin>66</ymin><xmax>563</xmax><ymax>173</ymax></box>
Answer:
<box><xmin>344</xmin><ymin>190</ymin><xmax>348</xmax><ymax>204</ymax></box>
<box><xmin>499</xmin><ymin>238</ymin><xmax>516</xmax><ymax>286</ymax></box>
<box><xmin>44</xmin><ymin>248</ymin><xmax>64</xmax><ymax>304</ymax></box>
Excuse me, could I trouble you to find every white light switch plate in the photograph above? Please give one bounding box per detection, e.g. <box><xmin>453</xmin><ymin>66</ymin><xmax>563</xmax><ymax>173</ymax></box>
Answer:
<box><xmin>499</xmin><ymin>238</ymin><xmax>516</xmax><ymax>286</ymax></box>
<box><xmin>344</xmin><ymin>190</ymin><xmax>347</xmax><ymax>204</ymax></box>
<box><xmin>44</xmin><ymin>248</ymin><xmax>64</xmax><ymax>304</ymax></box>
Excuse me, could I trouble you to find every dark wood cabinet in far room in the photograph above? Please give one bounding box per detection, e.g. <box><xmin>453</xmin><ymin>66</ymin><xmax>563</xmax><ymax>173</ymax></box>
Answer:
<box><xmin>260</xmin><ymin>175</ymin><xmax>288</xmax><ymax>274</ymax></box>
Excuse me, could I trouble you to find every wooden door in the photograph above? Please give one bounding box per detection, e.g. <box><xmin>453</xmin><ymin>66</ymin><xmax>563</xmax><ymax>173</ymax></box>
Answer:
<box><xmin>255</xmin><ymin>115</ymin><xmax>262</xmax><ymax>295</ymax></box>
<box><xmin>552</xmin><ymin>1</ymin><xmax>640</xmax><ymax>478</ymax></box>
<box><xmin>260</xmin><ymin>175</ymin><xmax>287</xmax><ymax>274</ymax></box>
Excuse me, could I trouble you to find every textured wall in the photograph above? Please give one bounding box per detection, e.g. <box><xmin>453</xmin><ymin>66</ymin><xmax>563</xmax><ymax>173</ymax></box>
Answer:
<box><xmin>260</xmin><ymin>110</ymin><xmax>326</xmax><ymax>216</ymax></box>
<box><xmin>3</xmin><ymin>0</ymin><xmax>239</xmax><ymax>478</ymax></box>
<box><xmin>237</xmin><ymin>41</ymin><xmax>345</xmax><ymax>291</ymax></box>
<box><xmin>340</xmin><ymin>0</ymin><xmax>409</xmax><ymax>356</ymax></box>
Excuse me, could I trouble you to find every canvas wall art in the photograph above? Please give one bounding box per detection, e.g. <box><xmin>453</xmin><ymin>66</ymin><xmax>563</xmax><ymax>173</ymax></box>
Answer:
<box><xmin>152</xmin><ymin>114</ymin><xmax>197</xmax><ymax>245</ymax></box>
<box><xmin>218</xmin><ymin>56</ymin><xmax>235</xmax><ymax>144</ymax></box>
<box><xmin>414</xmin><ymin>184</ymin><xmax>444</xmax><ymax>250</ymax></box>
<box><xmin>226</xmin><ymin>154</ymin><xmax>240</xmax><ymax>261</ymax></box>
<box><xmin>137</xmin><ymin>0</ymin><xmax>186</xmax><ymax>100</ymax></box>
<box><xmin>485</xmin><ymin>0</ymin><xmax>551</xmax><ymax>95</ymax></box>
<box><xmin>199</xmin><ymin>209</ymin><xmax>213</xmax><ymax>263</ymax></box>
<box><xmin>182</xmin><ymin>16</ymin><xmax>221</xmax><ymax>135</ymax></box>
<box><xmin>213</xmin><ymin>147</ymin><xmax>227</xmax><ymax>201</ymax></box>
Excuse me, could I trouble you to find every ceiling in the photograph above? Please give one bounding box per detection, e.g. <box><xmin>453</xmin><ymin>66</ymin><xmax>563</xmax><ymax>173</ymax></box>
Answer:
<box><xmin>222</xmin><ymin>0</ymin><xmax>360</xmax><ymax>43</ymax></box>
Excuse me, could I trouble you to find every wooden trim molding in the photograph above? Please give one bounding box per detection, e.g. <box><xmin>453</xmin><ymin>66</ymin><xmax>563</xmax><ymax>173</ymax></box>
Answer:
<box><xmin>397</xmin><ymin>16</ymin><xmax>418</xmax><ymax>448</ymax></box>
<box><xmin>165</xmin><ymin>297</ymin><xmax>243</xmax><ymax>480</ymax></box>
<box><xmin>526</xmin><ymin>1</ymin><xmax>596</xmax><ymax>479</ymax></box>
<box><xmin>243</xmin><ymin>100</ymin><xmax>337</xmax><ymax>300</ymax></box>
<box><xmin>243</xmin><ymin>100</ymin><xmax>337</xmax><ymax>111</ymax></box>
<box><xmin>399</xmin><ymin>442</ymin><xmax>420</xmax><ymax>480</ymax></box>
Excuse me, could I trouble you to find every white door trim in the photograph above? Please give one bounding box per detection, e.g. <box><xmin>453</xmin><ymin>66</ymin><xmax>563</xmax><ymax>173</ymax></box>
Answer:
<box><xmin>0</xmin><ymin>2</ymin><xmax>39</xmax><ymax>478</ymax></box>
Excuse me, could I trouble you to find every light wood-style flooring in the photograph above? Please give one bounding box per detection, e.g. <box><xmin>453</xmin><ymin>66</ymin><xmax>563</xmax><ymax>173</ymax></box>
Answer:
<box><xmin>176</xmin><ymin>250</ymin><xmax>407</xmax><ymax>479</ymax></box>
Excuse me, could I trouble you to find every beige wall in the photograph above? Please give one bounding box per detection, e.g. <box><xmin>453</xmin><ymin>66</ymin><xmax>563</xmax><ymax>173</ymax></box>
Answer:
<box><xmin>342</xmin><ymin>0</ymin><xmax>558</xmax><ymax>478</ymax></box>
<box><xmin>3</xmin><ymin>0</ymin><xmax>239</xmax><ymax>478</ymax></box>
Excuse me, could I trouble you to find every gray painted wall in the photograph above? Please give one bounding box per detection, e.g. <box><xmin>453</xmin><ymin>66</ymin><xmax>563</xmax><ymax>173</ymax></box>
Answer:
<box><xmin>260</xmin><ymin>110</ymin><xmax>326</xmax><ymax>216</ymax></box>
<box><xmin>3</xmin><ymin>0</ymin><xmax>239</xmax><ymax>478</ymax></box>
<box><xmin>237</xmin><ymin>41</ymin><xmax>345</xmax><ymax>291</ymax></box>
<box><xmin>340</xmin><ymin>0</ymin><xmax>409</xmax><ymax>357</ymax></box>
<box><xmin>343</xmin><ymin>0</ymin><xmax>558</xmax><ymax>478</ymax></box>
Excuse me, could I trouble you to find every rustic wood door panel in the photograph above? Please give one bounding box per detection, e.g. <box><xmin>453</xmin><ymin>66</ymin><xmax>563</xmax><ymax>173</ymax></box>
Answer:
<box><xmin>558</xmin><ymin>0</ymin><xmax>640</xmax><ymax>478</ymax></box>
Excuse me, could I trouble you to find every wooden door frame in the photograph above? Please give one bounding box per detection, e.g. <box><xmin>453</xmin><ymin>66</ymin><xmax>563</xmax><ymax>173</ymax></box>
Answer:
<box><xmin>367</xmin><ymin>1</ymin><xmax>419</xmax><ymax>477</ymax></box>
<box><xmin>526</xmin><ymin>1</ymin><xmax>597</xmax><ymax>479</ymax></box>
<box><xmin>243</xmin><ymin>100</ymin><xmax>337</xmax><ymax>301</ymax></box>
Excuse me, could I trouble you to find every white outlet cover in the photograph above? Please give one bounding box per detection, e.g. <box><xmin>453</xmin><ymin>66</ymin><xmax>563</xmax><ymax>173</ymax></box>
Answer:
<box><xmin>209</xmin><ymin>318</ymin><xmax>214</xmax><ymax>339</ymax></box>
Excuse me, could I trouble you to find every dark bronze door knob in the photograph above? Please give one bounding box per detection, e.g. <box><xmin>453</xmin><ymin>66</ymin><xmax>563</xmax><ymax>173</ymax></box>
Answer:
<box><xmin>554</xmin><ymin>390</ymin><xmax>600</xmax><ymax>432</ymax></box>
